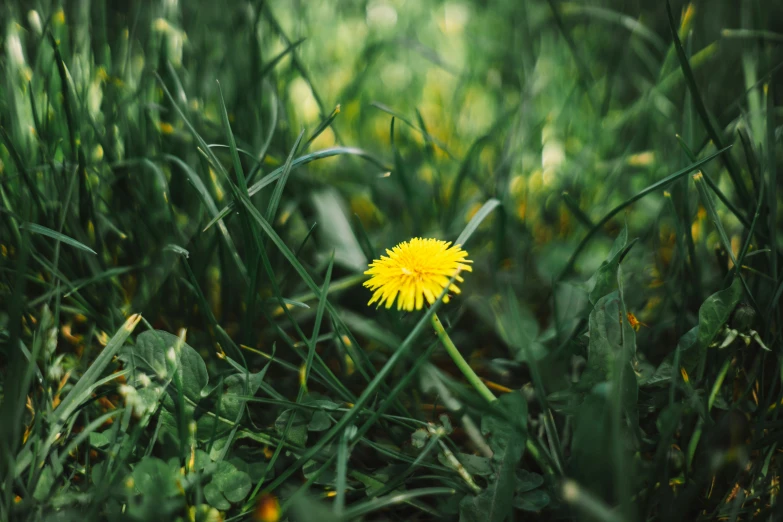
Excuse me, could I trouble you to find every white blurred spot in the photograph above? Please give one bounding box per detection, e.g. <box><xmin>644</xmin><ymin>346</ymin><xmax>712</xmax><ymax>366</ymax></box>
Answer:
<box><xmin>367</xmin><ymin>1</ymin><xmax>398</xmax><ymax>29</ymax></box>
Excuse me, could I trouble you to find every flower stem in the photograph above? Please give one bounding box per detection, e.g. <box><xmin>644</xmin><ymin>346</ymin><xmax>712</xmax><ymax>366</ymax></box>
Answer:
<box><xmin>431</xmin><ymin>312</ymin><xmax>497</xmax><ymax>403</ymax></box>
<box><xmin>431</xmin><ymin>312</ymin><xmax>558</xmax><ymax>479</ymax></box>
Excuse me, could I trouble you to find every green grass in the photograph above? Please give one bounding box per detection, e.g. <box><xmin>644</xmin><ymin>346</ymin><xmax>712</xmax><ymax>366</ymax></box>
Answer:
<box><xmin>0</xmin><ymin>0</ymin><xmax>782</xmax><ymax>521</ymax></box>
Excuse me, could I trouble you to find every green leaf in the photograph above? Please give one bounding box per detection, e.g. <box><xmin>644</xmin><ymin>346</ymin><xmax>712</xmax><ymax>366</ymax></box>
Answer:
<box><xmin>582</xmin><ymin>292</ymin><xmax>633</xmax><ymax>384</ymax></box>
<box><xmin>438</xmin><ymin>453</ymin><xmax>494</xmax><ymax>476</ymax></box>
<box><xmin>212</xmin><ymin>460</ymin><xmax>252</xmax><ymax>503</ymax></box>
<box><xmin>308</xmin><ymin>410</ymin><xmax>332</xmax><ymax>432</ymax></box>
<box><xmin>465</xmin><ymin>393</ymin><xmax>528</xmax><ymax>522</ymax></box>
<box><xmin>120</xmin><ymin>330</ymin><xmax>208</xmax><ymax>403</ymax></box>
<box><xmin>20</xmin><ymin>222</ymin><xmax>97</xmax><ymax>255</ymax></box>
<box><xmin>132</xmin><ymin>457</ymin><xmax>181</xmax><ymax>498</ymax></box>
<box><xmin>584</xmin><ymin>223</ymin><xmax>630</xmax><ymax>304</ymax></box>
<box><xmin>494</xmin><ymin>292</ymin><xmax>547</xmax><ymax>363</ymax></box>
<box><xmin>274</xmin><ymin>409</ymin><xmax>309</xmax><ymax>446</ymax></box>
<box><xmin>698</xmin><ymin>278</ymin><xmax>742</xmax><ymax>348</ymax></box>
<box><xmin>220</xmin><ymin>366</ymin><xmax>270</xmax><ymax>420</ymax></box>
<box><xmin>515</xmin><ymin>469</ymin><xmax>544</xmax><ymax>493</ymax></box>
<box><xmin>203</xmin><ymin>482</ymin><xmax>231</xmax><ymax>511</ymax></box>
<box><xmin>33</xmin><ymin>466</ymin><xmax>54</xmax><ymax>501</ymax></box>
<box><xmin>513</xmin><ymin>489</ymin><xmax>551</xmax><ymax>511</ymax></box>
<box><xmin>455</xmin><ymin>198</ymin><xmax>501</xmax><ymax>247</ymax></box>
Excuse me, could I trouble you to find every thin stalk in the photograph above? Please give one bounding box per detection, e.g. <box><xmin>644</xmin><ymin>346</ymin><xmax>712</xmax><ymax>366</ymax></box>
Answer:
<box><xmin>431</xmin><ymin>313</ymin><xmax>496</xmax><ymax>403</ymax></box>
<box><xmin>430</xmin><ymin>312</ymin><xmax>558</xmax><ymax>478</ymax></box>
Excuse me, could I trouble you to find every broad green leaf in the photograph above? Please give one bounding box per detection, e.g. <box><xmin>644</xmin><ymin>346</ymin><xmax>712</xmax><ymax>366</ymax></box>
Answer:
<box><xmin>515</xmin><ymin>469</ymin><xmax>544</xmax><ymax>493</ymax></box>
<box><xmin>698</xmin><ymin>278</ymin><xmax>742</xmax><ymax>348</ymax></box>
<box><xmin>581</xmin><ymin>292</ymin><xmax>635</xmax><ymax>384</ymax></box>
<box><xmin>514</xmin><ymin>489</ymin><xmax>551</xmax><ymax>511</ymax></box>
<box><xmin>203</xmin><ymin>482</ymin><xmax>231</xmax><ymax>511</ymax></box>
<box><xmin>308</xmin><ymin>410</ymin><xmax>332</xmax><ymax>432</ymax></box>
<box><xmin>33</xmin><ymin>466</ymin><xmax>54</xmax><ymax>501</ymax></box>
<box><xmin>274</xmin><ymin>409</ymin><xmax>309</xmax><ymax>446</ymax></box>
<box><xmin>132</xmin><ymin>457</ymin><xmax>181</xmax><ymax>498</ymax></box>
<box><xmin>120</xmin><ymin>330</ymin><xmax>208</xmax><ymax>403</ymax></box>
<box><xmin>584</xmin><ymin>223</ymin><xmax>628</xmax><ymax>304</ymax></box>
<box><xmin>494</xmin><ymin>292</ymin><xmax>547</xmax><ymax>363</ymax></box>
<box><xmin>311</xmin><ymin>188</ymin><xmax>367</xmax><ymax>272</ymax></box>
<box><xmin>212</xmin><ymin>460</ymin><xmax>252</xmax><ymax>503</ymax></box>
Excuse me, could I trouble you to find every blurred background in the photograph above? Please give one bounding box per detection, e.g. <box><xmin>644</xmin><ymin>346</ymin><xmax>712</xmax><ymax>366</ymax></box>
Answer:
<box><xmin>2</xmin><ymin>0</ymin><xmax>783</xmax><ymax>520</ymax></box>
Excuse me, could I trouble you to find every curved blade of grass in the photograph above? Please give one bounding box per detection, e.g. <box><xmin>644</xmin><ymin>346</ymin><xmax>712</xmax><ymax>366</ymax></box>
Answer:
<box><xmin>341</xmin><ymin>488</ymin><xmax>455</xmax><ymax>519</ymax></box>
<box><xmin>260</xmin><ymin>37</ymin><xmax>306</xmax><ymax>77</ymax></box>
<box><xmin>455</xmin><ymin>198</ymin><xmax>500</xmax><ymax>247</ymax></box>
<box><xmin>558</xmin><ymin>146</ymin><xmax>731</xmax><ymax>279</ymax></box>
<box><xmin>721</xmin><ymin>28</ymin><xmax>783</xmax><ymax>43</ymax></box>
<box><xmin>693</xmin><ymin>173</ymin><xmax>761</xmax><ymax>319</ymax></box>
<box><xmin>304</xmin><ymin>105</ymin><xmax>340</xmax><ymax>151</ymax></box>
<box><xmin>560</xmin><ymin>4</ymin><xmax>666</xmax><ymax>52</ymax></box>
<box><xmin>164</xmin><ymin>154</ymin><xmax>249</xmax><ymax>283</ymax></box>
<box><xmin>562</xmin><ymin>191</ymin><xmax>596</xmax><ymax>229</ymax></box>
<box><xmin>371</xmin><ymin>102</ymin><xmax>455</xmax><ymax>159</ymax></box>
<box><xmin>216</xmin><ymin>80</ymin><xmax>248</xmax><ymax>193</ymax></box>
<box><xmin>267</xmin><ymin>129</ymin><xmax>305</xmax><ymax>223</ymax></box>
<box><xmin>203</xmin><ymin>146</ymin><xmax>391</xmax><ymax>231</ymax></box>
<box><xmin>20</xmin><ymin>223</ymin><xmax>97</xmax><ymax>255</ymax></box>
<box><xmin>675</xmin><ymin>135</ymin><xmax>751</xmax><ymax>228</ymax></box>
<box><xmin>666</xmin><ymin>0</ymin><xmax>749</xmax><ymax>203</ymax></box>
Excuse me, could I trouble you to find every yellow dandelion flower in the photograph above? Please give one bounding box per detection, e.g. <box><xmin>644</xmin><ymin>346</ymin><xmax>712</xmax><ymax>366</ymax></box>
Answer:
<box><xmin>364</xmin><ymin>238</ymin><xmax>472</xmax><ymax>311</ymax></box>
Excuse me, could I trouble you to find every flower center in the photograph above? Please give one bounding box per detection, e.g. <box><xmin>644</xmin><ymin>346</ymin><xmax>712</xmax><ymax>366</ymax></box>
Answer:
<box><xmin>400</xmin><ymin>266</ymin><xmax>422</xmax><ymax>279</ymax></box>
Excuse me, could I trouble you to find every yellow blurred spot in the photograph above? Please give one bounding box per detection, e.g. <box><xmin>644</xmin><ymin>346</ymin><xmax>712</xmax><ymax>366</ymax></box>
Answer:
<box><xmin>681</xmin><ymin>4</ymin><xmax>696</xmax><ymax>32</ymax></box>
<box><xmin>728</xmin><ymin>235</ymin><xmax>741</xmax><ymax>269</ymax></box>
<box><xmin>278</xmin><ymin>209</ymin><xmax>292</xmax><ymax>226</ymax></box>
<box><xmin>61</xmin><ymin>324</ymin><xmax>82</xmax><ymax>345</ymax></box>
<box><xmin>1</xmin><ymin>245</ymin><xmax>7</xmax><ymax>257</ymax></box>
<box><xmin>344</xmin><ymin>353</ymin><xmax>355</xmax><ymax>376</ymax></box>
<box><xmin>663</xmin><ymin>191</ymin><xmax>671</xmax><ymax>198</ymax></box>
<box><xmin>680</xmin><ymin>367</ymin><xmax>690</xmax><ymax>384</ymax></box>
<box><xmin>341</xmin><ymin>334</ymin><xmax>352</xmax><ymax>347</ymax></box>
<box><xmin>483</xmin><ymin>379</ymin><xmax>512</xmax><ymax>393</ymax></box>
<box><xmin>254</xmin><ymin>493</ymin><xmax>280</xmax><ymax>522</ymax></box>
<box><xmin>299</xmin><ymin>363</ymin><xmax>307</xmax><ymax>389</ymax></box>
<box><xmin>153</xmin><ymin>18</ymin><xmax>170</xmax><ymax>32</ymax></box>
<box><xmin>516</xmin><ymin>201</ymin><xmax>527</xmax><ymax>221</ymax></box>
<box><xmin>627</xmin><ymin>151</ymin><xmax>654</xmax><ymax>167</ymax></box>
<box><xmin>54</xmin><ymin>8</ymin><xmax>65</xmax><ymax>25</ymax></box>
<box><xmin>509</xmin><ymin>175</ymin><xmax>525</xmax><ymax>196</ymax></box>
<box><xmin>97</xmin><ymin>331</ymin><xmax>109</xmax><ymax>346</ymax></box>
<box><xmin>14</xmin><ymin>495</ymin><xmax>22</xmax><ymax>504</ymax></box>
<box><xmin>263</xmin><ymin>445</ymin><xmax>274</xmax><ymax>459</ymax></box>
<box><xmin>159</xmin><ymin>122</ymin><xmax>174</xmax><ymax>135</ymax></box>
<box><xmin>311</xmin><ymin>127</ymin><xmax>336</xmax><ymax>151</ymax></box>
<box><xmin>264</xmin><ymin>155</ymin><xmax>281</xmax><ymax>167</ymax></box>
<box><xmin>209</xmin><ymin>169</ymin><xmax>224</xmax><ymax>202</ymax></box>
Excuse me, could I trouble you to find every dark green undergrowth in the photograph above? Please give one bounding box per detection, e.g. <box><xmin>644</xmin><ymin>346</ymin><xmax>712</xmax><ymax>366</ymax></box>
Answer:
<box><xmin>1</xmin><ymin>0</ymin><xmax>782</xmax><ymax>521</ymax></box>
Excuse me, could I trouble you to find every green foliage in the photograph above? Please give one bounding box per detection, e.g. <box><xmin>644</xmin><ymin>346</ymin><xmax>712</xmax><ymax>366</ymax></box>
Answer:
<box><xmin>1</xmin><ymin>0</ymin><xmax>782</xmax><ymax>521</ymax></box>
